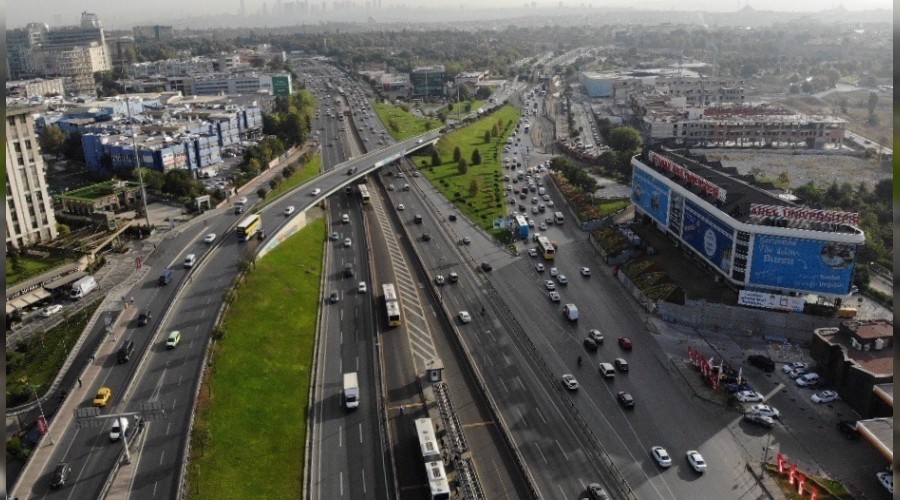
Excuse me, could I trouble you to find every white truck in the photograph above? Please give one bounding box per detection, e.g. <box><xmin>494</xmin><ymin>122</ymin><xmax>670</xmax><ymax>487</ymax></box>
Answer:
<box><xmin>343</xmin><ymin>372</ymin><xmax>359</xmax><ymax>410</ymax></box>
<box><xmin>70</xmin><ymin>275</ymin><xmax>98</xmax><ymax>300</ymax></box>
<box><xmin>563</xmin><ymin>303</ymin><xmax>579</xmax><ymax>321</ymax></box>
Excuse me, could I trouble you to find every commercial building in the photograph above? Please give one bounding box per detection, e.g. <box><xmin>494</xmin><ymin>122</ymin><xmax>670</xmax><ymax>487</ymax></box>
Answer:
<box><xmin>380</xmin><ymin>73</ymin><xmax>410</xmax><ymax>100</ymax></box>
<box><xmin>410</xmin><ymin>65</ymin><xmax>445</xmax><ymax>98</ymax></box>
<box><xmin>580</xmin><ymin>69</ymin><xmax>744</xmax><ymax>104</ymax></box>
<box><xmin>454</xmin><ymin>70</ymin><xmax>488</xmax><ymax>87</ymax></box>
<box><xmin>6</xmin><ymin>106</ymin><xmax>59</xmax><ymax>251</ymax></box>
<box><xmin>128</xmin><ymin>57</ymin><xmax>216</xmax><ymax>78</ymax></box>
<box><xmin>6</xmin><ymin>78</ymin><xmax>66</xmax><ymax>99</ymax></box>
<box><xmin>132</xmin><ymin>25</ymin><xmax>174</xmax><ymax>41</ymax></box>
<box><xmin>631</xmin><ymin>149</ymin><xmax>864</xmax><ymax>302</ymax></box>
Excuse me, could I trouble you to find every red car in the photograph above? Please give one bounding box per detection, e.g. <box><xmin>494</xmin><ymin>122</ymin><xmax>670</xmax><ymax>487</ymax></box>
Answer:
<box><xmin>618</xmin><ymin>337</ymin><xmax>633</xmax><ymax>350</ymax></box>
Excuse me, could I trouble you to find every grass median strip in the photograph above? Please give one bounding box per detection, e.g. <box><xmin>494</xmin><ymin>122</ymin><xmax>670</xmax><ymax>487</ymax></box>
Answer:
<box><xmin>258</xmin><ymin>153</ymin><xmax>322</xmax><ymax>209</ymax></box>
<box><xmin>188</xmin><ymin>216</ymin><xmax>325</xmax><ymax>499</ymax></box>
<box><xmin>373</xmin><ymin>101</ymin><xmax>440</xmax><ymax>140</ymax></box>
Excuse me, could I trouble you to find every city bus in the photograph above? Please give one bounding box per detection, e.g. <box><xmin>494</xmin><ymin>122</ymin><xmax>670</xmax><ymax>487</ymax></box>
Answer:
<box><xmin>236</xmin><ymin>214</ymin><xmax>262</xmax><ymax>242</ymax></box>
<box><xmin>358</xmin><ymin>184</ymin><xmax>371</xmax><ymax>205</ymax></box>
<box><xmin>414</xmin><ymin>418</ymin><xmax>449</xmax><ymax>500</ymax></box>
<box><xmin>382</xmin><ymin>283</ymin><xmax>402</xmax><ymax>326</ymax></box>
<box><xmin>536</xmin><ymin>235</ymin><xmax>556</xmax><ymax>260</ymax></box>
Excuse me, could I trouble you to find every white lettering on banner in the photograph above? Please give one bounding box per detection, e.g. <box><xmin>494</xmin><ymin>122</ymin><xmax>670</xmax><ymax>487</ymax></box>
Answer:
<box><xmin>749</xmin><ymin>204</ymin><xmax>859</xmax><ymax>226</ymax></box>
<box><xmin>648</xmin><ymin>151</ymin><xmax>727</xmax><ymax>203</ymax></box>
<box><xmin>738</xmin><ymin>290</ymin><xmax>805</xmax><ymax>312</ymax></box>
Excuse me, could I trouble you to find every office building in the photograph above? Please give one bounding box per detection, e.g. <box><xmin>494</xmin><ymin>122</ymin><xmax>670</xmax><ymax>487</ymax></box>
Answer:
<box><xmin>410</xmin><ymin>65</ymin><xmax>445</xmax><ymax>98</ymax></box>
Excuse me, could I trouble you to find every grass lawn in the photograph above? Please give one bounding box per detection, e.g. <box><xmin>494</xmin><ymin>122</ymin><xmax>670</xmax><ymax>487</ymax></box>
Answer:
<box><xmin>597</xmin><ymin>198</ymin><xmax>630</xmax><ymax>217</ymax></box>
<box><xmin>6</xmin><ymin>299</ymin><xmax>103</xmax><ymax>407</ymax></box>
<box><xmin>373</xmin><ymin>102</ymin><xmax>440</xmax><ymax>141</ymax></box>
<box><xmin>413</xmin><ymin>105</ymin><xmax>521</xmax><ymax>230</ymax></box>
<box><xmin>258</xmin><ymin>154</ymin><xmax>322</xmax><ymax>209</ymax></box>
<box><xmin>6</xmin><ymin>253</ymin><xmax>73</xmax><ymax>287</ymax></box>
<box><xmin>188</xmin><ymin>217</ymin><xmax>325</xmax><ymax>500</ymax></box>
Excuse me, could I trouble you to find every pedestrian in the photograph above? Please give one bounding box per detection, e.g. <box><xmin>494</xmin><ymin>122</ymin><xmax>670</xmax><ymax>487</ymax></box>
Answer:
<box><xmin>89</xmin><ymin>354</ymin><xmax>95</xmax><ymax>363</ymax></box>
<box><xmin>77</xmin><ymin>377</ymin><xmax>82</xmax><ymax>388</ymax></box>
<box><xmin>399</xmin><ymin>405</ymin><xmax>405</xmax><ymax>416</ymax></box>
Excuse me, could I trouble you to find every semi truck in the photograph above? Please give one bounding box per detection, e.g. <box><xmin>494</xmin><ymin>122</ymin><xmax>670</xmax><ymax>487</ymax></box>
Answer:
<box><xmin>343</xmin><ymin>372</ymin><xmax>359</xmax><ymax>409</ymax></box>
<box><xmin>70</xmin><ymin>275</ymin><xmax>98</xmax><ymax>300</ymax></box>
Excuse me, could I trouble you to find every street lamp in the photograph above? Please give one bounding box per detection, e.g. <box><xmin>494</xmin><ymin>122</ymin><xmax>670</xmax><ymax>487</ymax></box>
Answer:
<box><xmin>124</xmin><ymin>94</ymin><xmax>151</xmax><ymax>229</ymax></box>
<box><xmin>21</xmin><ymin>378</ymin><xmax>54</xmax><ymax>445</ymax></box>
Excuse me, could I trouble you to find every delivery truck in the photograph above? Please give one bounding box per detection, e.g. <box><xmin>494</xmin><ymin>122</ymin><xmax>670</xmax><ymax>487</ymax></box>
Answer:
<box><xmin>70</xmin><ymin>275</ymin><xmax>98</xmax><ymax>300</ymax></box>
<box><xmin>343</xmin><ymin>372</ymin><xmax>360</xmax><ymax>410</ymax></box>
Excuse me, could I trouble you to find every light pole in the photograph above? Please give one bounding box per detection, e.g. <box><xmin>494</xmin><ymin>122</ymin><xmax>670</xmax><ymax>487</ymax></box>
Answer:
<box><xmin>124</xmin><ymin>94</ymin><xmax>151</xmax><ymax>228</ymax></box>
<box><xmin>22</xmin><ymin>379</ymin><xmax>54</xmax><ymax>445</ymax></box>
<box><xmin>761</xmin><ymin>431</ymin><xmax>773</xmax><ymax>475</ymax></box>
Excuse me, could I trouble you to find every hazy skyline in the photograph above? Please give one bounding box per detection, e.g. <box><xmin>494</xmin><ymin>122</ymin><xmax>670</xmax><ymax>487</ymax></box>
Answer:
<box><xmin>8</xmin><ymin>0</ymin><xmax>892</xmax><ymax>29</ymax></box>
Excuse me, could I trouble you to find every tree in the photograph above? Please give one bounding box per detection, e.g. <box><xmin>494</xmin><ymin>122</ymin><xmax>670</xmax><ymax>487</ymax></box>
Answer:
<box><xmin>607</xmin><ymin>126</ymin><xmax>642</xmax><ymax>153</ymax></box>
<box><xmin>164</xmin><ymin>169</ymin><xmax>201</xmax><ymax>198</ymax></box>
<box><xmin>468</xmin><ymin>178</ymin><xmax>480</xmax><ymax>198</ymax></box>
<box><xmin>866</xmin><ymin>92</ymin><xmax>878</xmax><ymax>124</ymax></box>
<box><xmin>837</xmin><ymin>95</ymin><xmax>849</xmax><ymax>114</ymax></box>
<box><xmin>457</xmin><ymin>157</ymin><xmax>468</xmax><ymax>175</ymax></box>
<box><xmin>38</xmin><ymin>125</ymin><xmax>66</xmax><ymax>157</ymax></box>
<box><xmin>257</xmin><ymin>187</ymin><xmax>267</xmax><ymax>199</ymax></box>
<box><xmin>483</xmin><ymin>131</ymin><xmax>491</xmax><ymax>144</ymax></box>
<box><xmin>133</xmin><ymin>167</ymin><xmax>164</xmax><ymax>192</ymax></box>
<box><xmin>431</xmin><ymin>150</ymin><xmax>442</xmax><ymax>167</ymax></box>
<box><xmin>471</xmin><ymin>148</ymin><xmax>482</xmax><ymax>165</ymax></box>
<box><xmin>452</xmin><ymin>146</ymin><xmax>461</xmax><ymax>163</ymax></box>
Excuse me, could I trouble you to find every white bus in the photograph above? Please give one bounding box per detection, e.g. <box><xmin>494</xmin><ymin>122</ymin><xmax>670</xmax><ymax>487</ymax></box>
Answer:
<box><xmin>536</xmin><ymin>235</ymin><xmax>556</xmax><ymax>260</ymax></box>
<box><xmin>415</xmin><ymin>418</ymin><xmax>441</xmax><ymax>462</ymax></box>
<box><xmin>383</xmin><ymin>283</ymin><xmax>401</xmax><ymax>326</ymax></box>
<box><xmin>425</xmin><ymin>461</ymin><xmax>451</xmax><ymax>500</ymax></box>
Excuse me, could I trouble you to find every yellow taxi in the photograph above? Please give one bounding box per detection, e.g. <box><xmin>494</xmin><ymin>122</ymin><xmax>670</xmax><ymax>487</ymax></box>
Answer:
<box><xmin>93</xmin><ymin>387</ymin><xmax>112</xmax><ymax>407</ymax></box>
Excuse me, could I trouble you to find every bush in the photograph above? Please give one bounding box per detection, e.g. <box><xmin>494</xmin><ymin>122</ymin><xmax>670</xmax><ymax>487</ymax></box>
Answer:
<box><xmin>257</xmin><ymin>188</ymin><xmax>267</xmax><ymax>199</ymax></box>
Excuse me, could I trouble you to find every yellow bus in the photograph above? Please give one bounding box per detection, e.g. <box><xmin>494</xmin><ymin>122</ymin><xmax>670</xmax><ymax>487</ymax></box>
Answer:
<box><xmin>536</xmin><ymin>235</ymin><xmax>556</xmax><ymax>260</ymax></box>
<box><xmin>382</xmin><ymin>283</ymin><xmax>401</xmax><ymax>326</ymax></box>
<box><xmin>237</xmin><ymin>214</ymin><xmax>262</xmax><ymax>242</ymax></box>
<box><xmin>358</xmin><ymin>184</ymin><xmax>371</xmax><ymax>205</ymax></box>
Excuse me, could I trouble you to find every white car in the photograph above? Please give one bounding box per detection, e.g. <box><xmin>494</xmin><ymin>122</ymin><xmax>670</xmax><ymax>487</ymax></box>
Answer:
<box><xmin>811</xmin><ymin>390</ymin><xmax>839</xmax><ymax>404</ymax></box>
<box><xmin>459</xmin><ymin>311</ymin><xmax>472</xmax><ymax>323</ymax></box>
<box><xmin>535</xmin><ymin>263</ymin><xmax>545</xmax><ymax>272</ymax></box>
<box><xmin>588</xmin><ymin>329</ymin><xmax>604</xmax><ymax>343</ymax></box>
<box><xmin>528</xmin><ymin>248</ymin><xmax>538</xmax><ymax>257</ymax></box>
<box><xmin>557</xmin><ymin>275</ymin><xmax>568</xmax><ymax>285</ymax></box>
<box><xmin>651</xmin><ymin>446</ymin><xmax>672</xmax><ymax>467</ymax></box>
<box><xmin>748</xmin><ymin>403</ymin><xmax>780</xmax><ymax>419</ymax></box>
<box><xmin>580</xmin><ymin>267</ymin><xmax>591</xmax><ymax>276</ymax></box>
<box><xmin>203</xmin><ymin>233</ymin><xmax>217</xmax><ymax>244</ymax></box>
<box><xmin>735</xmin><ymin>390</ymin><xmax>764</xmax><ymax>403</ymax></box>
<box><xmin>561</xmin><ymin>374</ymin><xmax>579</xmax><ymax>390</ymax></box>
<box><xmin>358</xmin><ymin>282</ymin><xmax>367</xmax><ymax>293</ymax></box>
<box><xmin>544</xmin><ymin>280</ymin><xmax>556</xmax><ymax>290</ymax></box>
<box><xmin>435</xmin><ymin>275</ymin><xmax>445</xmax><ymax>285</ymax></box>
<box><xmin>397</xmin><ymin>204</ymin><xmax>405</xmax><ymax>211</ymax></box>
<box><xmin>284</xmin><ymin>206</ymin><xmax>295</xmax><ymax>216</ymax></box>
<box><xmin>550</xmin><ymin>267</ymin><xmax>559</xmax><ymax>277</ymax></box>
<box><xmin>539</xmin><ymin>223</ymin><xmax>547</xmax><ymax>231</ymax></box>
<box><xmin>42</xmin><ymin>304</ymin><xmax>63</xmax><ymax>317</ymax></box>
<box><xmin>686</xmin><ymin>450</ymin><xmax>707</xmax><ymax>473</ymax></box>
<box><xmin>795</xmin><ymin>372</ymin><xmax>820</xmax><ymax>387</ymax></box>
<box><xmin>782</xmin><ymin>361</ymin><xmax>808</xmax><ymax>375</ymax></box>
<box><xmin>548</xmin><ymin>291</ymin><xmax>561</xmax><ymax>302</ymax></box>
<box><xmin>877</xmin><ymin>471</ymin><xmax>893</xmax><ymax>494</ymax></box>
<box><xmin>343</xmin><ymin>238</ymin><xmax>352</xmax><ymax>248</ymax></box>
<box><xmin>310</xmin><ymin>188</ymin><xmax>321</xmax><ymax>196</ymax></box>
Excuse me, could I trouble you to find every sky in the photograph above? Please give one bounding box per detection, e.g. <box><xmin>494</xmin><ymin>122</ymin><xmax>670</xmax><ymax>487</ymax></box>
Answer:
<box><xmin>7</xmin><ymin>0</ymin><xmax>893</xmax><ymax>29</ymax></box>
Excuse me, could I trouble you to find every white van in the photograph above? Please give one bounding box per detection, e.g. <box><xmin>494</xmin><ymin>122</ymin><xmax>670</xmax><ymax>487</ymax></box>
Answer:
<box><xmin>341</xmin><ymin>213</ymin><xmax>350</xmax><ymax>224</ymax></box>
<box><xmin>109</xmin><ymin>416</ymin><xmax>129</xmax><ymax>441</ymax></box>
<box><xmin>598</xmin><ymin>363</ymin><xmax>616</xmax><ymax>378</ymax></box>
<box><xmin>183</xmin><ymin>254</ymin><xmax>196</xmax><ymax>268</ymax></box>
<box><xmin>563</xmin><ymin>304</ymin><xmax>579</xmax><ymax>321</ymax></box>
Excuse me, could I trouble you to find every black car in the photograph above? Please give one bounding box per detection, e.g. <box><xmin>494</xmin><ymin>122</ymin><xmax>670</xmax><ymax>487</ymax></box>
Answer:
<box><xmin>448</xmin><ymin>214</ymin><xmax>457</xmax><ymax>222</ymax></box>
<box><xmin>583</xmin><ymin>338</ymin><xmax>598</xmax><ymax>352</ymax></box>
<box><xmin>137</xmin><ymin>310</ymin><xmax>152</xmax><ymax>327</ymax></box>
<box><xmin>480</xmin><ymin>262</ymin><xmax>493</xmax><ymax>272</ymax></box>
<box><xmin>617</xmin><ymin>391</ymin><xmax>635</xmax><ymax>408</ymax></box>
<box><xmin>422</xmin><ymin>233</ymin><xmax>431</xmax><ymax>242</ymax></box>
<box><xmin>748</xmin><ymin>354</ymin><xmax>776</xmax><ymax>372</ymax></box>
<box><xmin>50</xmin><ymin>462</ymin><xmax>71</xmax><ymax>489</ymax></box>
<box><xmin>837</xmin><ymin>420</ymin><xmax>860</xmax><ymax>439</ymax></box>
<box><xmin>587</xmin><ymin>483</ymin><xmax>611</xmax><ymax>500</ymax></box>
<box><xmin>116</xmin><ymin>340</ymin><xmax>135</xmax><ymax>364</ymax></box>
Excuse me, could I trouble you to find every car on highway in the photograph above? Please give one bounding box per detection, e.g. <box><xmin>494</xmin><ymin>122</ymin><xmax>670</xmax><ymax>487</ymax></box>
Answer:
<box><xmin>795</xmin><ymin>372</ymin><xmax>821</xmax><ymax>387</ymax></box>
<box><xmin>561</xmin><ymin>374</ymin><xmax>579</xmax><ymax>390</ymax></box>
<box><xmin>586</xmin><ymin>483</ymin><xmax>610</xmax><ymax>500</ymax></box>
<box><xmin>397</xmin><ymin>204</ymin><xmax>405</xmax><ymax>211</ymax></box>
<box><xmin>49</xmin><ymin>462</ymin><xmax>71</xmax><ymax>489</ymax></box>
<box><xmin>651</xmin><ymin>446</ymin><xmax>672</xmax><ymax>467</ymax></box>
<box><xmin>344</xmin><ymin>238</ymin><xmax>352</xmax><ymax>248</ymax></box>
<box><xmin>137</xmin><ymin>310</ymin><xmax>152</xmax><ymax>327</ymax></box>
<box><xmin>166</xmin><ymin>330</ymin><xmax>182</xmax><ymax>348</ymax></box>
<box><xmin>535</xmin><ymin>263</ymin><xmax>545</xmax><ymax>272</ymax></box>
<box><xmin>435</xmin><ymin>275</ymin><xmax>445</xmax><ymax>285</ymax></box>
<box><xmin>448</xmin><ymin>272</ymin><xmax>459</xmax><ymax>283</ymax></box>
<box><xmin>580</xmin><ymin>267</ymin><xmax>591</xmax><ymax>276</ymax></box>
<box><xmin>618</xmin><ymin>337</ymin><xmax>633</xmax><ymax>350</ymax></box>
<box><xmin>583</xmin><ymin>338</ymin><xmax>598</xmax><ymax>352</ymax></box>
<box><xmin>617</xmin><ymin>391</ymin><xmax>635</xmax><ymax>408</ymax></box>
<box><xmin>421</xmin><ymin>233</ymin><xmax>431</xmax><ymax>242</ymax></box>
<box><xmin>544</xmin><ymin>280</ymin><xmax>556</xmax><ymax>290</ymax></box>
<box><xmin>448</xmin><ymin>214</ymin><xmax>457</xmax><ymax>221</ymax></box>
<box><xmin>358</xmin><ymin>282</ymin><xmax>367</xmax><ymax>293</ymax></box>
<box><xmin>614</xmin><ymin>358</ymin><xmax>629</xmax><ymax>372</ymax></box>
<box><xmin>748</xmin><ymin>404</ymin><xmax>780</xmax><ymax>419</ymax></box>
<box><xmin>877</xmin><ymin>471</ymin><xmax>893</xmax><ymax>494</ymax></box>
<box><xmin>735</xmin><ymin>390</ymin><xmax>764</xmax><ymax>403</ymax></box>
<box><xmin>459</xmin><ymin>311</ymin><xmax>472</xmax><ymax>323</ymax></box>
<box><xmin>811</xmin><ymin>390</ymin><xmax>839</xmax><ymax>404</ymax></box>
<box><xmin>329</xmin><ymin>291</ymin><xmax>339</xmax><ymax>303</ymax></box>
<box><xmin>557</xmin><ymin>274</ymin><xmax>568</xmax><ymax>285</ymax></box>
<box><xmin>588</xmin><ymin>329</ymin><xmax>604</xmax><ymax>343</ymax></box>
<box><xmin>462</xmin><ymin>237</ymin><xmax>471</xmax><ymax>245</ymax></box>
<box><xmin>748</xmin><ymin>354</ymin><xmax>776</xmax><ymax>372</ymax></box>
<box><xmin>310</xmin><ymin>188</ymin><xmax>322</xmax><ymax>196</ymax></box>
<box><xmin>686</xmin><ymin>450</ymin><xmax>707</xmax><ymax>473</ymax></box>
<box><xmin>93</xmin><ymin>387</ymin><xmax>112</xmax><ymax>407</ymax></box>
<box><xmin>284</xmin><ymin>206</ymin><xmax>295</xmax><ymax>216</ymax></box>
<box><xmin>481</xmin><ymin>262</ymin><xmax>492</xmax><ymax>272</ymax></box>
<box><xmin>743</xmin><ymin>411</ymin><xmax>775</xmax><ymax>428</ymax></box>
<box><xmin>331</xmin><ymin>232</ymin><xmax>340</xmax><ymax>241</ymax></box>
<box><xmin>42</xmin><ymin>304</ymin><xmax>63</xmax><ymax>317</ymax></box>
<box><xmin>539</xmin><ymin>223</ymin><xmax>547</xmax><ymax>231</ymax></box>
<box><xmin>548</xmin><ymin>291</ymin><xmax>561</xmax><ymax>302</ymax></box>
<box><xmin>549</xmin><ymin>267</ymin><xmax>559</xmax><ymax>277</ymax></box>
<box><xmin>837</xmin><ymin>420</ymin><xmax>860</xmax><ymax>439</ymax></box>
<box><xmin>528</xmin><ymin>248</ymin><xmax>538</xmax><ymax>257</ymax></box>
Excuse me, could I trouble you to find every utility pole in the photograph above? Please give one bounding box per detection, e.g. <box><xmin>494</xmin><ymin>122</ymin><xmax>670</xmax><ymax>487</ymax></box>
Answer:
<box><xmin>124</xmin><ymin>94</ymin><xmax>152</xmax><ymax>228</ymax></box>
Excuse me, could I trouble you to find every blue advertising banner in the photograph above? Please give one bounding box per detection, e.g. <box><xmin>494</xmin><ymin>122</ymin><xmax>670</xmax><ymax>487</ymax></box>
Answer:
<box><xmin>749</xmin><ymin>235</ymin><xmax>856</xmax><ymax>295</ymax></box>
<box><xmin>631</xmin><ymin>168</ymin><xmax>670</xmax><ymax>226</ymax></box>
<box><xmin>681</xmin><ymin>201</ymin><xmax>735</xmax><ymax>273</ymax></box>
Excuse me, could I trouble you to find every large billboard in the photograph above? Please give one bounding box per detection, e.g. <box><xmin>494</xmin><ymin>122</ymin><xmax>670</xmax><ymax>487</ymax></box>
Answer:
<box><xmin>272</xmin><ymin>74</ymin><xmax>292</xmax><ymax>97</ymax></box>
<box><xmin>681</xmin><ymin>201</ymin><xmax>735</xmax><ymax>273</ymax></box>
<box><xmin>748</xmin><ymin>235</ymin><xmax>856</xmax><ymax>295</ymax></box>
<box><xmin>631</xmin><ymin>167</ymin><xmax>671</xmax><ymax>226</ymax></box>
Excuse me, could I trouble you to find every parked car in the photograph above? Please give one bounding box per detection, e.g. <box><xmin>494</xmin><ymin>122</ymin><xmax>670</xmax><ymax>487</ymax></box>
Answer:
<box><xmin>686</xmin><ymin>450</ymin><xmax>707</xmax><ymax>473</ymax></box>
<box><xmin>748</xmin><ymin>354</ymin><xmax>775</xmax><ymax>372</ymax></box>
<box><xmin>651</xmin><ymin>446</ymin><xmax>672</xmax><ymax>467</ymax></box>
<box><xmin>876</xmin><ymin>471</ymin><xmax>893</xmax><ymax>494</ymax></box>
<box><xmin>811</xmin><ymin>390</ymin><xmax>839</xmax><ymax>404</ymax></box>
<box><xmin>743</xmin><ymin>412</ymin><xmax>775</xmax><ymax>428</ymax></box>
<box><xmin>735</xmin><ymin>390</ymin><xmax>764</xmax><ymax>403</ymax></box>
<box><xmin>748</xmin><ymin>404</ymin><xmax>780</xmax><ymax>419</ymax></box>
<box><xmin>795</xmin><ymin>372</ymin><xmax>821</xmax><ymax>387</ymax></box>
<box><xmin>783</xmin><ymin>362</ymin><xmax>809</xmax><ymax>378</ymax></box>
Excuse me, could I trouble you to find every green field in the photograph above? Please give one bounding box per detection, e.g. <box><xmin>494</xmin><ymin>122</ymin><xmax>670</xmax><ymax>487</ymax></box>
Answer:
<box><xmin>373</xmin><ymin>102</ymin><xmax>440</xmax><ymax>140</ymax></box>
<box><xmin>188</xmin><ymin>217</ymin><xmax>325</xmax><ymax>499</ymax></box>
<box><xmin>258</xmin><ymin>154</ymin><xmax>322</xmax><ymax>208</ymax></box>
<box><xmin>597</xmin><ymin>198</ymin><xmax>630</xmax><ymax>216</ymax></box>
<box><xmin>414</xmin><ymin>105</ymin><xmax>521</xmax><ymax>230</ymax></box>
<box><xmin>6</xmin><ymin>299</ymin><xmax>103</xmax><ymax>407</ymax></box>
<box><xmin>6</xmin><ymin>254</ymin><xmax>73</xmax><ymax>287</ymax></box>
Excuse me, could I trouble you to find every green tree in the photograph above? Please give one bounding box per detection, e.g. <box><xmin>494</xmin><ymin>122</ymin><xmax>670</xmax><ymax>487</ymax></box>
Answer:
<box><xmin>607</xmin><ymin>126</ymin><xmax>642</xmax><ymax>153</ymax></box>
<box><xmin>38</xmin><ymin>125</ymin><xmax>66</xmax><ymax>157</ymax></box>
<box><xmin>457</xmin><ymin>157</ymin><xmax>468</xmax><ymax>175</ymax></box>
<box><xmin>483</xmin><ymin>131</ymin><xmax>491</xmax><ymax>144</ymax></box>
<box><xmin>468</xmin><ymin>178</ymin><xmax>480</xmax><ymax>198</ymax></box>
<box><xmin>431</xmin><ymin>150</ymin><xmax>442</xmax><ymax>167</ymax></box>
<box><xmin>471</xmin><ymin>148</ymin><xmax>482</xmax><ymax>165</ymax></box>
<box><xmin>452</xmin><ymin>146</ymin><xmax>461</xmax><ymax>163</ymax></box>
<box><xmin>257</xmin><ymin>187</ymin><xmax>267</xmax><ymax>199</ymax></box>
<box><xmin>133</xmin><ymin>167</ymin><xmax>164</xmax><ymax>192</ymax></box>
<box><xmin>837</xmin><ymin>95</ymin><xmax>849</xmax><ymax>114</ymax></box>
<box><xmin>164</xmin><ymin>169</ymin><xmax>201</xmax><ymax>198</ymax></box>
